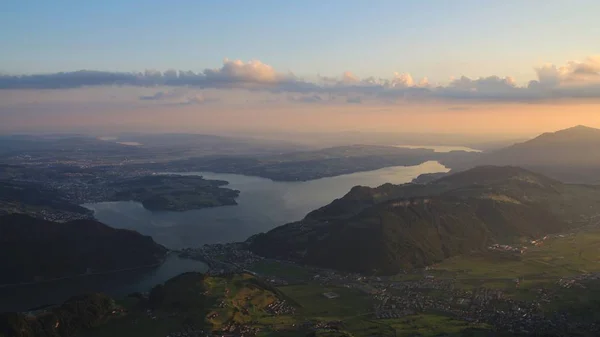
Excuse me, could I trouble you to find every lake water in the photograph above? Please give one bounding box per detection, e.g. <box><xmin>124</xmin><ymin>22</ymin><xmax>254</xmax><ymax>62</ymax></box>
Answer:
<box><xmin>84</xmin><ymin>161</ymin><xmax>449</xmax><ymax>249</ymax></box>
<box><xmin>2</xmin><ymin>160</ymin><xmax>447</xmax><ymax>312</ymax></box>
<box><xmin>0</xmin><ymin>253</ymin><xmax>208</xmax><ymax>312</ymax></box>
<box><xmin>394</xmin><ymin>145</ymin><xmax>481</xmax><ymax>152</ymax></box>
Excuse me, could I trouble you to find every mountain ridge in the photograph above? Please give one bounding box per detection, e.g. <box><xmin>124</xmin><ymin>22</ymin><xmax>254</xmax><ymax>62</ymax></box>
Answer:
<box><xmin>249</xmin><ymin>166</ymin><xmax>600</xmax><ymax>274</ymax></box>
<box><xmin>462</xmin><ymin>125</ymin><xmax>600</xmax><ymax>184</ymax></box>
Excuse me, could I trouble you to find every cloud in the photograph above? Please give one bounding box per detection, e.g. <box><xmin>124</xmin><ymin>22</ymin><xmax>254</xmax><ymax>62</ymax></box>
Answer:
<box><xmin>341</xmin><ymin>71</ymin><xmax>360</xmax><ymax>84</ymax></box>
<box><xmin>432</xmin><ymin>75</ymin><xmax>524</xmax><ymax>100</ymax></box>
<box><xmin>533</xmin><ymin>56</ymin><xmax>600</xmax><ymax>87</ymax></box>
<box><xmin>391</xmin><ymin>72</ymin><xmax>414</xmax><ymax>88</ymax></box>
<box><xmin>139</xmin><ymin>89</ymin><xmax>217</xmax><ymax>105</ymax></box>
<box><xmin>203</xmin><ymin>58</ymin><xmax>293</xmax><ymax>85</ymax></box>
<box><xmin>140</xmin><ymin>89</ymin><xmax>183</xmax><ymax>101</ymax></box>
<box><xmin>525</xmin><ymin>57</ymin><xmax>600</xmax><ymax>100</ymax></box>
<box><xmin>3</xmin><ymin>56</ymin><xmax>600</xmax><ymax>102</ymax></box>
<box><xmin>0</xmin><ymin>59</ymin><xmax>310</xmax><ymax>92</ymax></box>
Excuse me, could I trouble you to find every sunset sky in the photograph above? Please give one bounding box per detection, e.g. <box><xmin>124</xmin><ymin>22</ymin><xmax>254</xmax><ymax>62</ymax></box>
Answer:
<box><xmin>2</xmin><ymin>0</ymin><xmax>600</xmax><ymax>137</ymax></box>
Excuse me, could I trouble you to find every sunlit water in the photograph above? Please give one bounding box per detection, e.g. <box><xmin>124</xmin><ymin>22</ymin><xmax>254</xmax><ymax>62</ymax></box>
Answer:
<box><xmin>2</xmin><ymin>161</ymin><xmax>448</xmax><ymax>312</ymax></box>
<box><xmin>84</xmin><ymin>161</ymin><xmax>449</xmax><ymax>249</ymax></box>
<box><xmin>394</xmin><ymin>145</ymin><xmax>481</xmax><ymax>152</ymax></box>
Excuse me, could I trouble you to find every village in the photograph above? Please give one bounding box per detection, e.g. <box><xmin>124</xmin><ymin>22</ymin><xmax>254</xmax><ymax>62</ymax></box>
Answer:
<box><xmin>177</xmin><ymin>241</ymin><xmax>600</xmax><ymax>336</ymax></box>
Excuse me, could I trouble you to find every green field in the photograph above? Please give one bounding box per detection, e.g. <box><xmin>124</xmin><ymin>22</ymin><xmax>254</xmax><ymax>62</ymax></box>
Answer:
<box><xmin>277</xmin><ymin>283</ymin><xmax>374</xmax><ymax>320</ymax></box>
<box><xmin>374</xmin><ymin>314</ymin><xmax>490</xmax><ymax>337</ymax></box>
<box><xmin>259</xmin><ymin>314</ymin><xmax>489</xmax><ymax>337</ymax></box>
<box><xmin>432</xmin><ymin>229</ymin><xmax>600</xmax><ymax>285</ymax></box>
<box><xmin>82</xmin><ymin>273</ymin><xmax>289</xmax><ymax>337</ymax></box>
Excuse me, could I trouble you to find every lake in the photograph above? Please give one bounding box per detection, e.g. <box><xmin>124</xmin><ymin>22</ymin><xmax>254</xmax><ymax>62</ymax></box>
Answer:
<box><xmin>84</xmin><ymin>160</ymin><xmax>449</xmax><ymax>249</ymax></box>
<box><xmin>2</xmin><ymin>160</ymin><xmax>447</xmax><ymax>312</ymax></box>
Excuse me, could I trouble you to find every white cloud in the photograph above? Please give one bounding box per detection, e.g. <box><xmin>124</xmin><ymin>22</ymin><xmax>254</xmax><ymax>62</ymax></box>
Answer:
<box><xmin>391</xmin><ymin>72</ymin><xmax>414</xmax><ymax>88</ymax></box>
<box><xmin>203</xmin><ymin>59</ymin><xmax>293</xmax><ymax>84</ymax></box>
<box><xmin>533</xmin><ymin>56</ymin><xmax>600</xmax><ymax>88</ymax></box>
<box><xmin>341</xmin><ymin>71</ymin><xmax>360</xmax><ymax>84</ymax></box>
<box><xmin>417</xmin><ymin>77</ymin><xmax>430</xmax><ymax>88</ymax></box>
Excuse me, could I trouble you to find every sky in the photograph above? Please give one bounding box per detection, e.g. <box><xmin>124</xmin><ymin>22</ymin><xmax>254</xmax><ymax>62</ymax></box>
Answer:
<box><xmin>1</xmin><ymin>0</ymin><xmax>600</xmax><ymax>137</ymax></box>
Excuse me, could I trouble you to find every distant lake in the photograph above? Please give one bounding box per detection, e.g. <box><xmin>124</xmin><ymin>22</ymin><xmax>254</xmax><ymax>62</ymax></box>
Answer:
<box><xmin>84</xmin><ymin>161</ymin><xmax>449</xmax><ymax>249</ymax></box>
<box><xmin>0</xmin><ymin>254</ymin><xmax>208</xmax><ymax>312</ymax></box>
<box><xmin>394</xmin><ymin>145</ymin><xmax>481</xmax><ymax>152</ymax></box>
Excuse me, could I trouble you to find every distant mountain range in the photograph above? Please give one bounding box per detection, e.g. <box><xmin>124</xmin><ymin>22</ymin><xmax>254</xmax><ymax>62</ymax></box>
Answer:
<box><xmin>0</xmin><ymin>214</ymin><xmax>167</xmax><ymax>285</ymax></box>
<box><xmin>249</xmin><ymin>166</ymin><xmax>600</xmax><ymax>274</ymax></box>
<box><xmin>463</xmin><ymin>125</ymin><xmax>600</xmax><ymax>184</ymax></box>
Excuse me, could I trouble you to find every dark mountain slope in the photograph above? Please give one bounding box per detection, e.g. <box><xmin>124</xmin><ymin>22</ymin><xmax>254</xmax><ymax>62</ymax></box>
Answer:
<box><xmin>0</xmin><ymin>214</ymin><xmax>167</xmax><ymax>284</ymax></box>
<box><xmin>249</xmin><ymin>166</ymin><xmax>600</xmax><ymax>274</ymax></box>
<box><xmin>0</xmin><ymin>293</ymin><xmax>114</xmax><ymax>337</ymax></box>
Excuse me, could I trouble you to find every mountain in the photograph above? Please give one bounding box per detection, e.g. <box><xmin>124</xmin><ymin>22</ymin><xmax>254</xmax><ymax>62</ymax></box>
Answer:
<box><xmin>466</xmin><ymin>125</ymin><xmax>600</xmax><ymax>183</ymax></box>
<box><xmin>0</xmin><ymin>214</ymin><xmax>167</xmax><ymax>284</ymax></box>
<box><xmin>249</xmin><ymin>166</ymin><xmax>600</xmax><ymax>274</ymax></box>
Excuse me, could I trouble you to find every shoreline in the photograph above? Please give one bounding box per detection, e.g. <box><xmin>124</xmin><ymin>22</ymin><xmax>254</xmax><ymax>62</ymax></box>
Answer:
<box><xmin>168</xmin><ymin>160</ymin><xmax>449</xmax><ymax>183</ymax></box>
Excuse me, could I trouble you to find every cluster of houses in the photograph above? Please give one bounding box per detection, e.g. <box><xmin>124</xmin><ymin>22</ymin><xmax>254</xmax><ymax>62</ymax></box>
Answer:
<box><xmin>265</xmin><ymin>300</ymin><xmax>296</xmax><ymax>315</ymax></box>
<box><xmin>558</xmin><ymin>271</ymin><xmax>600</xmax><ymax>288</ymax></box>
<box><xmin>487</xmin><ymin>243</ymin><xmax>526</xmax><ymax>254</ymax></box>
<box><xmin>181</xmin><ymin>243</ymin><xmax>263</xmax><ymax>274</ymax></box>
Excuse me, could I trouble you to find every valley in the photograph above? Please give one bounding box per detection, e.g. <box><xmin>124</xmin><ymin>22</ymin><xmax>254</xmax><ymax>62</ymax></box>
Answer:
<box><xmin>4</xmin><ymin>126</ymin><xmax>600</xmax><ymax>336</ymax></box>
<box><xmin>18</xmin><ymin>224</ymin><xmax>600</xmax><ymax>337</ymax></box>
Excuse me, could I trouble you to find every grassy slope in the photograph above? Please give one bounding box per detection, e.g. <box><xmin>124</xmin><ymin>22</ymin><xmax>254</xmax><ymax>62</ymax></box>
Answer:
<box><xmin>433</xmin><ymin>229</ymin><xmax>600</xmax><ymax>282</ymax></box>
<box><xmin>82</xmin><ymin>273</ymin><xmax>291</xmax><ymax>337</ymax></box>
